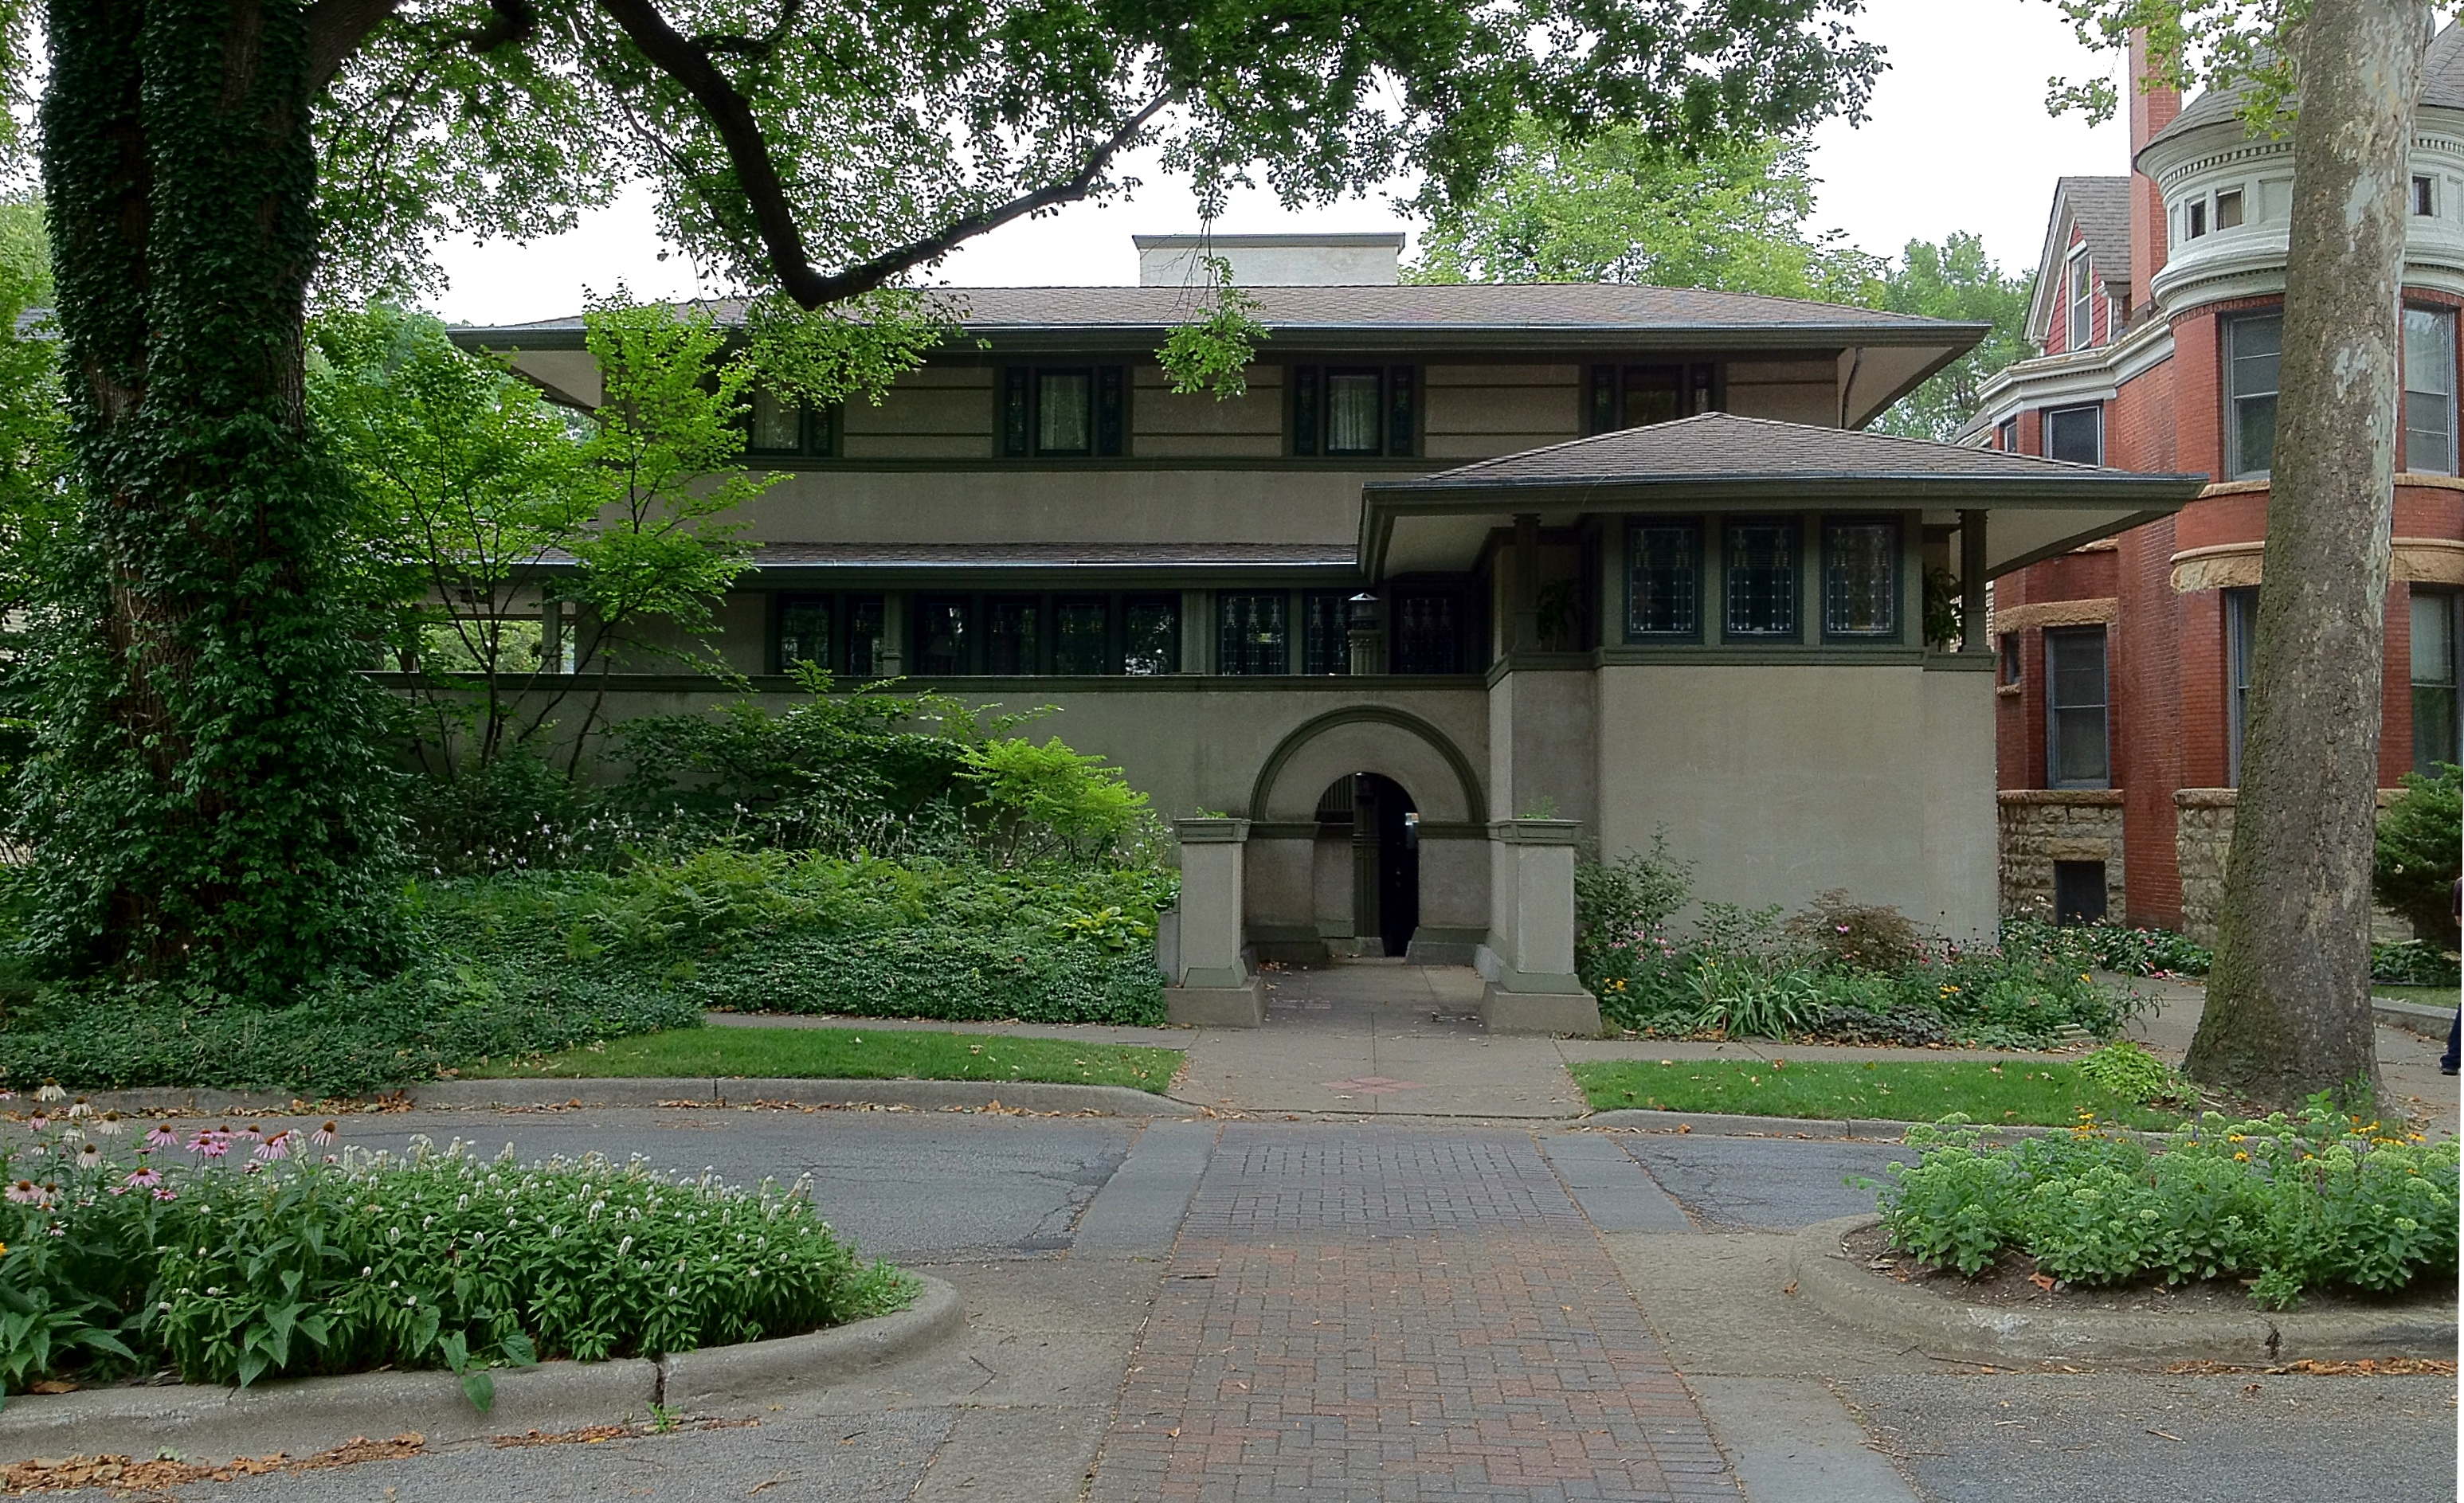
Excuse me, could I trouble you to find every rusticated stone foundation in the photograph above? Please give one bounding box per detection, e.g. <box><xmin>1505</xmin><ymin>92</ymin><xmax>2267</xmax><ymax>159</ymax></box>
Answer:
<box><xmin>1996</xmin><ymin>789</ymin><xmax>2126</xmax><ymax>922</ymax></box>
<box><xmin>2176</xmin><ymin>788</ymin><xmax>2410</xmax><ymax>946</ymax></box>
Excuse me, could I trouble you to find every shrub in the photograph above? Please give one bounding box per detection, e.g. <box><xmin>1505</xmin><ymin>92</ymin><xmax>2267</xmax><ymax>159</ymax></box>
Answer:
<box><xmin>2000</xmin><ymin>914</ymin><xmax>2213</xmax><ymax>978</ymax></box>
<box><xmin>1784</xmin><ymin>890</ymin><xmax>1925</xmax><ymax>973</ymax></box>
<box><xmin>1874</xmin><ymin>1104</ymin><xmax>2459</xmax><ymax>1306</ymax></box>
<box><xmin>2072</xmin><ymin>1039</ymin><xmax>2191</xmax><ymax>1107</ymax></box>
<box><xmin>0</xmin><ymin>1122</ymin><xmax>908</xmax><ymax>1403</ymax></box>
<box><xmin>2372</xmin><ymin>940</ymin><xmax>2462</xmax><ymax>988</ymax></box>
<box><xmin>2374</xmin><ymin>765</ymin><xmax>2461</xmax><ymax>949</ymax></box>
<box><xmin>1575</xmin><ymin>834</ymin><xmax>1694</xmax><ymax>963</ymax></box>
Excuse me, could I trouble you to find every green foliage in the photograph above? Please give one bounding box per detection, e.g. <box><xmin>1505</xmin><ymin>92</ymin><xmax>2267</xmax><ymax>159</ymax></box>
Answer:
<box><xmin>1579</xmin><ymin>854</ymin><xmax>2139</xmax><ymax>1047</ymax></box>
<box><xmin>1875</xmin><ymin>1105</ymin><xmax>2458</xmax><ymax>1306</ymax></box>
<box><xmin>2073</xmin><ymin>1039</ymin><xmax>2192</xmax><ymax>1107</ymax></box>
<box><xmin>1155</xmin><ymin>256</ymin><xmax>1268</xmax><ymax>399</ymax></box>
<box><xmin>2373</xmin><ymin>764</ymin><xmax>2461</xmax><ymax>948</ymax></box>
<box><xmin>1409</xmin><ymin>127</ymin><xmax>1879</xmax><ymax>298</ymax></box>
<box><xmin>0</xmin><ymin>1130</ymin><xmax>909</xmax><ymax>1401</ymax></box>
<box><xmin>1863</xmin><ymin>233</ymin><xmax>2035</xmax><ymax>440</ymax></box>
<box><xmin>24</xmin><ymin>0</ymin><xmax>401</xmax><ymax>998</ymax></box>
<box><xmin>2370</xmin><ymin>941</ymin><xmax>2461</xmax><ymax>988</ymax></box>
<box><xmin>2000</xmin><ymin>914</ymin><xmax>2215</xmax><ymax>978</ymax></box>
<box><xmin>1408</xmin><ymin>116</ymin><xmax>2032</xmax><ymax>440</ymax></box>
<box><xmin>1574</xmin><ymin>1058</ymin><xmax>2184</xmax><ymax>1130</ymax></box>
<box><xmin>1784</xmin><ymin>890</ymin><xmax>1925</xmax><ymax>973</ymax></box>
<box><xmin>488</xmin><ymin>1024</ymin><xmax>1182</xmax><ymax>1092</ymax></box>
<box><xmin>960</xmin><ymin>738</ymin><xmax>1158</xmax><ymax>866</ymax></box>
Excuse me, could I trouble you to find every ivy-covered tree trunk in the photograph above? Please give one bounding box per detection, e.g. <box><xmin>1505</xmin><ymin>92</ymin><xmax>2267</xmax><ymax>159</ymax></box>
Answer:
<box><xmin>2184</xmin><ymin>0</ymin><xmax>2430</xmax><ymax>1107</ymax></box>
<box><xmin>25</xmin><ymin>0</ymin><xmax>394</xmax><ymax>996</ymax></box>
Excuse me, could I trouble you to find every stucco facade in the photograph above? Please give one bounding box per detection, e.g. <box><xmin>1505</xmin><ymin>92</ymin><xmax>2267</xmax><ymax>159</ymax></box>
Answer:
<box><xmin>451</xmin><ymin>240</ymin><xmax>2196</xmax><ymax>970</ymax></box>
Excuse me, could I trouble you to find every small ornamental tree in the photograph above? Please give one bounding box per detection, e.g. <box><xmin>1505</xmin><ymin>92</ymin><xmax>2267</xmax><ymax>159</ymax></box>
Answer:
<box><xmin>2373</xmin><ymin>764</ymin><xmax>2462</xmax><ymax>948</ymax></box>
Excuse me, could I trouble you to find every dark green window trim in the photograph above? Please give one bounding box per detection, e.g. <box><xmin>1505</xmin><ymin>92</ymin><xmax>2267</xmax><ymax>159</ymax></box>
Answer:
<box><xmin>1287</xmin><ymin>364</ymin><xmax>1416</xmax><ymax>457</ymax></box>
<box><xmin>1587</xmin><ymin>362</ymin><xmax>1720</xmax><ymax>435</ymax></box>
<box><xmin>770</xmin><ymin>591</ymin><xmax>884</xmax><ymax>676</ymax></box>
<box><xmin>1000</xmin><ymin>363</ymin><xmax>1125</xmax><ymax>458</ymax></box>
<box><xmin>1819</xmin><ymin>514</ymin><xmax>1903</xmax><ymax>644</ymax></box>
<box><xmin>744</xmin><ymin>391</ymin><xmax>839</xmax><ymax>458</ymax></box>
<box><xmin>1624</xmin><ymin>518</ymin><xmax>1702</xmax><ymax>643</ymax></box>
<box><xmin>1722</xmin><ymin>518</ymin><xmax>1803</xmax><ymax>644</ymax></box>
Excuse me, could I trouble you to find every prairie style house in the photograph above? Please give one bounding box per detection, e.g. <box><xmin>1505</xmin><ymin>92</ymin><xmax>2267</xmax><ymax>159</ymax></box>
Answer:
<box><xmin>456</xmin><ymin>232</ymin><xmax>2200</xmax><ymax>993</ymax></box>
<box><xmin>1967</xmin><ymin>31</ymin><xmax>2464</xmax><ymax>941</ymax></box>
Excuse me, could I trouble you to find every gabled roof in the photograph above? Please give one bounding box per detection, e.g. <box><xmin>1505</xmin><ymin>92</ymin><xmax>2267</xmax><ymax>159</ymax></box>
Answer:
<box><xmin>2025</xmin><ymin>176</ymin><xmax>2133</xmax><ymax>346</ymax></box>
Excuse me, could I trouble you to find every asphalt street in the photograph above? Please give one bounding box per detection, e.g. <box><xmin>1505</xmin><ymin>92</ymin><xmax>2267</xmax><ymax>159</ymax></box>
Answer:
<box><xmin>35</xmin><ymin>1110</ymin><xmax>2462</xmax><ymax>1503</ymax></box>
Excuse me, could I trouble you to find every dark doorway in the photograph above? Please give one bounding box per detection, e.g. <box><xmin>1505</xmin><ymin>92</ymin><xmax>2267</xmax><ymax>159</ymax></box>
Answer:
<box><xmin>2052</xmin><ymin>860</ymin><xmax>2109</xmax><ymax>926</ymax></box>
<box><xmin>1315</xmin><ymin>773</ymin><xmax>1420</xmax><ymax>956</ymax></box>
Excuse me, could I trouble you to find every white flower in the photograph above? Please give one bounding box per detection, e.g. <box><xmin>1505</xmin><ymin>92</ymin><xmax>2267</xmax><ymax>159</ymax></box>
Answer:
<box><xmin>34</xmin><ymin>1083</ymin><xmax>65</xmax><ymax>1103</ymax></box>
<box><xmin>66</xmin><ymin>1098</ymin><xmax>91</xmax><ymax>1120</ymax></box>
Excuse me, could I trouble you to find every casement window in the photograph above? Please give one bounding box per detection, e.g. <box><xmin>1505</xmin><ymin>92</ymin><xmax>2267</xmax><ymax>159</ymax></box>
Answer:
<box><xmin>1625</xmin><ymin>520</ymin><xmax>1702</xmax><ymax>641</ymax></box>
<box><xmin>2225</xmin><ymin>312</ymin><xmax>2282</xmax><ymax>479</ymax></box>
<box><xmin>2215</xmin><ymin>188</ymin><xmax>2243</xmax><ymax>230</ymax></box>
<box><xmin>1000</xmin><ymin>364</ymin><xmax>1126</xmax><ymax>457</ymax></box>
<box><xmin>1390</xmin><ymin>590</ymin><xmax>1466</xmax><ymax>673</ymax></box>
<box><xmin>912</xmin><ymin>596</ymin><xmax>973</xmax><ymax>675</ymax></box>
<box><xmin>1218</xmin><ymin>593</ymin><xmax>1291</xmax><ymax>674</ymax></box>
<box><xmin>1724</xmin><ymin>520</ymin><xmax>1800</xmax><ymax>640</ymax></box>
<box><xmin>745</xmin><ymin>390</ymin><xmax>836</xmax><ymax>457</ymax></box>
<box><xmin>2226</xmin><ymin>586</ymin><xmax>2258</xmax><ymax>785</ymax></box>
<box><xmin>1301</xmin><ymin>590</ymin><xmax>1352</xmax><ymax>675</ymax></box>
<box><xmin>2416</xmin><ymin>174</ymin><xmax>2438</xmax><ymax>217</ymax></box>
<box><xmin>895</xmin><ymin>592</ymin><xmax>1178</xmax><ymax>676</ymax></box>
<box><xmin>1588</xmin><ymin>364</ymin><xmax>1716</xmax><ymax>435</ymax></box>
<box><xmin>774</xmin><ymin>593</ymin><xmax>885</xmax><ymax>677</ymax></box>
<box><xmin>2403</xmin><ymin>307</ymin><xmax>2458</xmax><ymax>475</ymax></box>
<box><xmin>1821</xmin><ymin>517</ymin><xmax>1900</xmax><ymax>640</ymax></box>
<box><xmin>1289</xmin><ymin>365</ymin><xmax>1415</xmax><ymax>457</ymax></box>
<box><xmin>2066</xmin><ymin>250</ymin><xmax>2095</xmax><ymax>349</ymax></box>
<box><xmin>2045</xmin><ymin>625</ymin><xmax>2111</xmax><ymax>789</ymax></box>
<box><xmin>2043</xmin><ymin>404</ymin><xmax>2103</xmax><ymax>465</ymax></box>
<box><xmin>2412</xmin><ymin>586</ymin><xmax>2462</xmax><ymax>773</ymax></box>
<box><xmin>1996</xmin><ymin>417</ymin><xmax>2019</xmax><ymax>452</ymax></box>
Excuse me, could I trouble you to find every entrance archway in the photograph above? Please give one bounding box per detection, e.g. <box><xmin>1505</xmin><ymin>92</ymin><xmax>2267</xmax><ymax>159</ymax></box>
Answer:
<box><xmin>1314</xmin><ymin>773</ymin><xmax>1420</xmax><ymax>956</ymax></box>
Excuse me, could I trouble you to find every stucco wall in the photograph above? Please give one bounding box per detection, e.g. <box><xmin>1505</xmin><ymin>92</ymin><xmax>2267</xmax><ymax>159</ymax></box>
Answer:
<box><xmin>1487</xmin><ymin>668</ymin><xmax>1599</xmax><ymax>826</ymax></box>
<box><xmin>1592</xmin><ymin>662</ymin><xmax>1999</xmax><ymax>941</ymax></box>
<box><xmin>737</xmin><ymin>467</ymin><xmax>1372</xmax><ymax>546</ymax></box>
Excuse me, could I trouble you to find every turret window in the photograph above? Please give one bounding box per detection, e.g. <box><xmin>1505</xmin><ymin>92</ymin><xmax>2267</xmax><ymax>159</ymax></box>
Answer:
<box><xmin>2403</xmin><ymin>306</ymin><xmax>2457</xmax><ymax>475</ymax></box>
<box><xmin>2225</xmin><ymin>312</ymin><xmax>2282</xmax><ymax>479</ymax></box>
<box><xmin>2415</xmin><ymin>175</ymin><xmax>2437</xmax><ymax>217</ymax></box>
<box><xmin>2215</xmin><ymin>188</ymin><xmax>2243</xmax><ymax>230</ymax></box>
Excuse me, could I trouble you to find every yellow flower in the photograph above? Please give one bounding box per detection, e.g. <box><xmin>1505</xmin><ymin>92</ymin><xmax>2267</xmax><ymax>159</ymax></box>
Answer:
<box><xmin>2234</xmin><ymin>1152</ymin><xmax>2249</xmax><ymax>1162</ymax></box>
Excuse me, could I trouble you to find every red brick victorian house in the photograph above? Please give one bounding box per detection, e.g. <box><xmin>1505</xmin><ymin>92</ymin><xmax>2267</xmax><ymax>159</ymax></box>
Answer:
<box><xmin>1966</xmin><ymin>32</ymin><xmax>2464</xmax><ymax>941</ymax></box>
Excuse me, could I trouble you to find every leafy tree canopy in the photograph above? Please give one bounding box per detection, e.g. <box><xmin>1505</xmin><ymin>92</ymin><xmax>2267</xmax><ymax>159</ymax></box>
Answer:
<box><xmin>1408</xmin><ymin>118</ymin><xmax>2033</xmax><ymax>438</ymax></box>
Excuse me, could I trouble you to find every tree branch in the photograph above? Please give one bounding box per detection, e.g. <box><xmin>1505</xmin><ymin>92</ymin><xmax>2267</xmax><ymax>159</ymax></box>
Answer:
<box><xmin>304</xmin><ymin>0</ymin><xmax>404</xmax><ymax>92</ymax></box>
<box><xmin>692</xmin><ymin>0</ymin><xmax>802</xmax><ymax>60</ymax></box>
<box><xmin>595</xmin><ymin>0</ymin><xmax>1169</xmax><ymax>309</ymax></box>
<box><xmin>306</xmin><ymin>0</ymin><xmax>533</xmax><ymax>94</ymax></box>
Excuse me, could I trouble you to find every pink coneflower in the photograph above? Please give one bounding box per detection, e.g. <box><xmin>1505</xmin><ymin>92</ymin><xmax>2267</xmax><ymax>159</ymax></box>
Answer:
<box><xmin>311</xmin><ymin>1121</ymin><xmax>338</xmax><ymax>1147</ymax></box>
<box><xmin>124</xmin><ymin>1163</ymin><xmax>162</xmax><ymax>1190</ymax></box>
<box><xmin>255</xmin><ymin>1133</ymin><xmax>291</xmax><ymax>1162</ymax></box>
<box><xmin>5</xmin><ymin>1179</ymin><xmax>37</xmax><ymax>1204</ymax></box>
<box><xmin>152</xmin><ymin>1187</ymin><xmax>176</xmax><ymax>1202</ymax></box>
<box><xmin>242</xmin><ymin>1161</ymin><xmax>264</xmax><ymax>1175</ymax></box>
<box><xmin>237</xmin><ymin>1125</ymin><xmax>263</xmax><ymax>1145</ymax></box>
<box><xmin>25</xmin><ymin>1112</ymin><xmax>46</xmax><ymax>1133</ymax></box>
<box><xmin>73</xmin><ymin>1142</ymin><xmax>101</xmax><ymax>1170</ymax></box>
<box><xmin>145</xmin><ymin>1124</ymin><xmax>178</xmax><ymax>1151</ymax></box>
<box><xmin>188</xmin><ymin>1129</ymin><xmax>229</xmax><ymax>1160</ymax></box>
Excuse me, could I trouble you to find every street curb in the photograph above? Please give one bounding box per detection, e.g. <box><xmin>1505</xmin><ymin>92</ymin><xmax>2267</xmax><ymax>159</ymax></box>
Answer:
<box><xmin>2374</xmin><ymin>996</ymin><xmax>2456</xmax><ymax>1040</ymax></box>
<box><xmin>1582</xmin><ymin>1109</ymin><xmax>2060</xmax><ymax>1141</ymax></box>
<box><xmin>1790</xmin><ymin>1215</ymin><xmax>2459</xmax><ymax>1364</ymax></box>
<box><xmin>0</xmin><ymin>1274</ymin><xmax>962</xmax><ymax>1466</ymax></box>
<box><xmin>660</xmin><ymin>1270</ymin><xmax>964</xmax><ymax>1414</ymax></box>
<box><xmin>72</xmin><ymin>1078</ymin><xmax>1186</xmax><ymax>1117</ymax></box>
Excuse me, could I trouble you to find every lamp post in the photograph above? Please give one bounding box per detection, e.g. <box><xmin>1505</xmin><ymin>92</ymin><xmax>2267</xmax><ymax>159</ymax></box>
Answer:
<box><xmin>1347</xmin><ymin>592</ymin><xmax>1383</xmax><ymax>675</ymax></box>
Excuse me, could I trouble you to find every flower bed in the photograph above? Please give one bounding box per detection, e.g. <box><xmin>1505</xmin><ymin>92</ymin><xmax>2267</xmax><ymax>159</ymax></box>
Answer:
<box><xmin>0</xmin><ymin>1096</ymin><xmax>909</xmax><ymax>1407</ymax></box>
<box><xmin>1872</xmin><ymin>1106</ymin><xmax>2460</xmax><ymax>1309</ymax></box>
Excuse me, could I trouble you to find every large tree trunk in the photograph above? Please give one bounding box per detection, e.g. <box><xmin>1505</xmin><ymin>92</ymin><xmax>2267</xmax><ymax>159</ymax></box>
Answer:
<box><xmin>29</xmin><ymin>0</ymin><xmax>393</xmax><ymax>996</ymax></box>
<box><xmin>2184</xmin><ymin>0</ymin><xmax>2431</xmax><ymax>1108</ymax></box>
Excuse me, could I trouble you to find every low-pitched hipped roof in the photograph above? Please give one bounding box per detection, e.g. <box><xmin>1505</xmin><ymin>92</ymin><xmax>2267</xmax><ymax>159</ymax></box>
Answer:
<box><xmin>1360</xmin><ymin>412</ymin><xmax>2207</xmax><ymax>581</ymax></box>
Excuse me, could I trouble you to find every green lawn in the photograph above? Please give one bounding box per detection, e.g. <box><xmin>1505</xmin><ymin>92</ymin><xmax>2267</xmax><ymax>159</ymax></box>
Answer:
<box><xmin>471</xmin><ymin>1024</ymin><xmax>1185</xmax><ymax>1094</ymax></box>
<box><xmin>1570</xmin><ymin>1058</ymin><xmax>2184</xmax><ymax>1129</ymax></box>
<box><xmin>2376</xmin><ymin>984</ymin><xmax>2460</xmax><ymax>1008</ymax></box>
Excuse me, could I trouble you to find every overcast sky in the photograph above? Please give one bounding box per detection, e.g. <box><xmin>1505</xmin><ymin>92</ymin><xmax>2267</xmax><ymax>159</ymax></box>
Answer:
<box><xmin>431</xmin><ymin>1</ymin><xmax>2133</xmax><ymax>327</ymax></box>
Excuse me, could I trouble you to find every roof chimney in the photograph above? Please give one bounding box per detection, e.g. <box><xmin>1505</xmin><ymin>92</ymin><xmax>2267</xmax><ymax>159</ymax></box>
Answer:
<box><xmin>2128</xmin><ymin>29</ymin><xmax>2184</xmax><ymax>317</ymax></box>
<box><xmin>1134</xmin><ymin>233</ymin><xmax>1406</xmax><ymax>287</ymax></box>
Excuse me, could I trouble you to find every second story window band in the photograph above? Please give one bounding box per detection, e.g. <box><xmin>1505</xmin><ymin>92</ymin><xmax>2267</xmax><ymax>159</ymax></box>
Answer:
<box><xmin>1289</xmin><ymin>365</ymin><xmax>1415</xmax><ymax>457</ymax></box>
<box><xmin>1001</xmin><ymin>363</ymin><xmax>1126</xmax><ymax>458</ymax></box>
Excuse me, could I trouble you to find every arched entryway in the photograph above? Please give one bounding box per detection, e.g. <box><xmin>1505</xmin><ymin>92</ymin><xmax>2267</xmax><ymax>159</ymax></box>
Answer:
<box><xmin>1313</xmin><ymin>773</ymin><xmax>1420</xmax><ymax>957</ymax></box>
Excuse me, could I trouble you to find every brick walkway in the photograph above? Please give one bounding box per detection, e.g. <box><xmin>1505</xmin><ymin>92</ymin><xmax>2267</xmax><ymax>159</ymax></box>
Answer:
<box><xmin>1089</xmin><ymin>1127</ymin><xmax>1736</xmax><ymax>1501</ymax></box>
